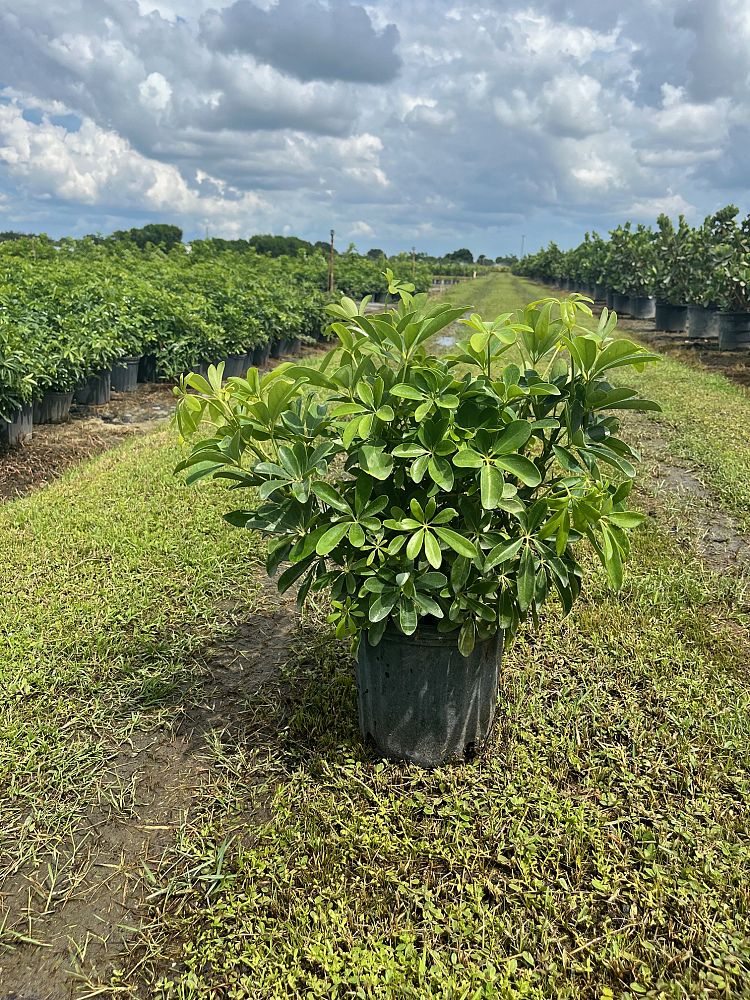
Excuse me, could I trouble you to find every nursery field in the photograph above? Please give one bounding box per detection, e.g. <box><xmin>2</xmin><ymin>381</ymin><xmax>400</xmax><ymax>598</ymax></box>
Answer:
<box><xmin>2</xmin><ymin>272</ymin><xmax>750</xmax><ymax>998</ymax></box>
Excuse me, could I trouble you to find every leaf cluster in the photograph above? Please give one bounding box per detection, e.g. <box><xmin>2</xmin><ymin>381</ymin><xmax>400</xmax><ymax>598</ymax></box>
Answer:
<box><xmin>175</xmin><ymin>281</ymin><xmax>660</xmax><ymax>654</ymax></box>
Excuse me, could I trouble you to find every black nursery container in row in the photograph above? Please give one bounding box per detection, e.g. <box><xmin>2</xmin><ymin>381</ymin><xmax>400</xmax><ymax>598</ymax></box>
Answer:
<box><xmin>652</xmin><ymin>302</ymin><xmax>750</xmax><ymax>348</ymax></box>
<box><xmin>2</xmin><ymin>333</ymin><xmax>328</xmax><ymax>451</ymax></box>
<box><xmin>0</xmin><ymin>405</ymin><xmax>33</xmax><ymax>448</ymax></box>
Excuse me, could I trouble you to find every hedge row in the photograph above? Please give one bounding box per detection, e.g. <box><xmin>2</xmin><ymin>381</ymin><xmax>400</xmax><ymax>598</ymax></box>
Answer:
<box><xmin>0</xmin><ymin>239</ymin><xmax>432</xmax><ymax>420</ymax></box>
<box><xmin>515</xmin><ymin>206</ymin><xmax>750</xmax><ymax>310</ymax></box>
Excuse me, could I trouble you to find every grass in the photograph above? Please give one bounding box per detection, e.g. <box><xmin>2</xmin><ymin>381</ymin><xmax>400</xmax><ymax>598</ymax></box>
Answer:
<box><xmin>1</xmin><ymin>277</ymin><xmax>750</xmax><ymax>998</ymax></box>
<box><xmin>0</xmin><ymin>432</ymin><xmax>265</xmax><ymax>916</ymax></box>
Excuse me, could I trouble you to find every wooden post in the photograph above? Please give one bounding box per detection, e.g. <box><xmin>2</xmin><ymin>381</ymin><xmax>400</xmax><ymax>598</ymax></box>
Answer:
<box><xmin>327</xmin><ymin>229</ymin><xmax>335</xmax><ymax>293</ymax></box>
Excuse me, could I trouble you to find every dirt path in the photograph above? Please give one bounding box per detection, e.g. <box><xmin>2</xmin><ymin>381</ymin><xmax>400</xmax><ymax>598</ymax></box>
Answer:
<box><xmin>0</xmin><ymin>383</ymin><xmax>176</xmax><ymax>502</ymax></box>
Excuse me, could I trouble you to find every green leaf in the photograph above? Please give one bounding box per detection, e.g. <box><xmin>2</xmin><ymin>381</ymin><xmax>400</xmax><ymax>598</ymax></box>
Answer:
<box><xmin>390</xmin><ymin>383</ymin><xmax>423</xmax><ymax>400</ymax></box>
<box><xmin>411</xmin><ymin>454</ymin><xmax>429</xmax><ymax>483</ymax></box>
<box><xmin>278</xmin><ymin>556</ymin><xmax>316</xmax><ymax>593</ymax></box>
<box><xmin>424</xmin><ymin>531</ymin><xmax>442</xmax><ymax>569</ymax></box>
<box><xmin>406</xmin><ymin>529</ymin><xmax>424</xmax><ymax>561</ymax></box>
<box><xmin>517</xmin><ymin>546</ymin><xmax>535</xmax><ymax>611</ymax></box>
<box><xmin>608</xmin><ymin>511</ymin><xmax>646</xmax><ymax>529</ymax></box>
<box><xmin>453</xmin><ymin>448</ymin><xmax>484</xmax><ymax>469</ymax></box>
<box><xmin>458</xmin><ymin>621</ymin><xmax>476</xmax><ymax>656</ymax></box>
<box><xmin>480</xmin><ymin>464</ymin><xmax>505</xmax><ymax>509</ymax></box>
<box><xmin>495</xmin><ymin>420</ymin><xmax>532</xmax><ymax>455</ymax></box>
<box><xmin>348</xmin><ymin>522</ymin><xmax>366</xmax><ymax>547</ymax></box>
<box><xmin>342</xmin><ymin>413</ymin><xmax>362</xmax><ymax>449</ymax></box>
<box><xmin>393</xmin><ymin>443</ymin><xmax>427</xmax><ymax>458</ymax></box>
<box><xmin>399</xmin><ymin>599</ymin><xmax>418</xmax><ymax>635</ymax></box>
<box><xmin>369</xmin><ymin>592</ymin><xmax>398</xmax><ymax>623</ymax></box>
<box><xmin>359</xmin><ymin>445</ymin><xmax>394</xmax><ymax>480</ymax></box>
<box><xmin>433</xmin><ymin>527</ymin><xmax>479</xmax><ymax>559</ymax></box>
<box><xmin>484</xmin><ymin>538</ymin><xmax>523</xmax><ymax>571</ymax></box>
<box><xmin>591</xmin><ymin>338</ymin><xmax>660</xmax><ymax>376</ymax></box>
<box><xmin>223</xmin><ymin>510</ymin><xmax>257</xmax><ymax>528</ymax></box>
<box><xmin>602</xmin><ymin>524</ymin><xmax>624</xmax><ymax>590</ymax></box>
<box><xmin>331</xmin><ymin>402</ymin><xmax>366</xmax><ymax>416</ymax></box>
<box><xmin>495</xmin><ymin>454</ymin><xmax>542</xmax><ymax>487</ymax></box>
<box><xmin>311</xmin><ymin>481</ymin><xmax>351</xmax><ymax>513</ymax></box>
<box><xmin>415</xmin><ymin>400</ymin><xmax>432</xmax><ymax>422</ymax></box>
<box><xmin>316</xmin><ymin>522</ymin><xmax>350</xmax><ymax>555</ymax></box>
<box><xmin>428</xmin><ymin>456</ymin><xmax>454</xmax><ymax>491</ymax></box>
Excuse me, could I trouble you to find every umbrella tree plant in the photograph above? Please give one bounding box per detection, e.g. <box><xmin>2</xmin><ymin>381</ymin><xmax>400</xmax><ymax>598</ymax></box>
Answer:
<box><xmin>174</xmin><ymin>276</ymin><xmax>660</xmax><ymax>660</ymax></box>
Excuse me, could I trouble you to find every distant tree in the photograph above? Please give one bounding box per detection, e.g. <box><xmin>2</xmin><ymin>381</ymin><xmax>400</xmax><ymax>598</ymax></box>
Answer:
<box><xmin>444</xmin><ymin>248</ymin><xmax>474</xmax><ymax>263</ymax></box>
<box><xmin>199</xmin><ymin>237</ymin><xmax>252</xmax><ymax>252</ymax></box>
<box><xmin>248</xmin><ymin>234</ymin><xmax>314</xmax><ymax>257</ymax></box>
<box><xmin>495</xmin><ymin>254</ymin><xmax>518</xmax><ymax>266</ymax></box>
<box><xmin>111</xmin><ymin>223</ymin><xmax>183</xmax><ymax>251</ymax></box>
<box><xmin>366</xmin><ymin>247</ymin><xmax>386</xmax><ymax>260</ymax></box>
<box><xmin>0</xmin><ymin>231</ymin><xmax>33</xmax><ymax>242</ymax></box>
<box><xmin>313</xmin><ymin>239</ymin><xmax>336</xmax><ymax>256</ymax></box>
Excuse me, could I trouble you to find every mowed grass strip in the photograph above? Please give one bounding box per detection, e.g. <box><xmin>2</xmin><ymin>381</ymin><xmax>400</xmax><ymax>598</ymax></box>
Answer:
<box><xmin>103</xmin><ymin>277</ymin><xmax>750</xmax><ymax>998</ymax></box>
<box><xmin>1</xmin><ymin>429</ymin><xmax>264</xmax><ymax>877</ymax></box>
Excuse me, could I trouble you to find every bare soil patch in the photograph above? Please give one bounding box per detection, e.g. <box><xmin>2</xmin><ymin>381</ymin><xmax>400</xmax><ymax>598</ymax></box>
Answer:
<box><xmin>0</xmin><ymin>384</ymin><xmax>175</xmax><ymax>502</ymax></box>
<box><xmin>628</xmin><ymin>411</ymin><xmax>750</xmax><ymax>576</ymax></box>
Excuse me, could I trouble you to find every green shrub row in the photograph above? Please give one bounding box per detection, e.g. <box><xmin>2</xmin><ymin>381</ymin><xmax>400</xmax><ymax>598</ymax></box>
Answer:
<box><xmin>515</xmin><ymin>206</ymin><xmax>750</xmax><ymax>310</ymax></box>
<box><xmin>0</xmin><ymin>239</ymin><xmax>431</xmax><ymax>420</ymax></box>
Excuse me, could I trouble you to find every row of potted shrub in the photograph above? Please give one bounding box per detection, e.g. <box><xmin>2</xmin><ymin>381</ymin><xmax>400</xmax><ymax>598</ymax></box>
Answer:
<box><xmin>1</xmin><ymin>239</ymin><xmax>427</xmax><ymax>446</ymax></box>
<box><xmin>0</xmin><ymin>326</ymin><xmax>320</xmax><ymax>448</ymax></box>
<box><xmin>515</xmin><ymin>206</ymin><xmax>750</xmax><ymax>349</ymax></box>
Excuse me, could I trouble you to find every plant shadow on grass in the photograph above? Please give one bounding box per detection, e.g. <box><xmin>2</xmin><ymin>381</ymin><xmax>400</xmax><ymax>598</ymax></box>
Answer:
<box><xmin>176</xmin><ymin>598</ymin><xmax>367</xmax><ymax>775</ymax></box>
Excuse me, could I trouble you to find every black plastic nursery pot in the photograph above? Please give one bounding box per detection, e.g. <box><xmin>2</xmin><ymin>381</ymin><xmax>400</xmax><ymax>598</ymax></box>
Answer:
<box><xmin>654</xmin><ymin>301</ymin><xmax>688</xmax><ymax>333</ymax></box>
<box><xmin>612</xmin><ymin>292</ymin><xmax>631</xmax><ymax>315</ymax></box>
<box><xmin>111</xmin><ymin>356</ymin><xmax>140</xmax><ymax>393</ymax></box>
<box><xmin>356</xmin><ymin>625</ymin><xmax>503</xmax><ymax>768</ymax></box>
<box><xmin>629</xmin><ymin>295</ymin><xmax>656</xmax><ymax>320</ymax></box>
<box><xmin>605</xmin><ymin>290</ymin><xmax>615</xmax><ymax>310</ymax></box>
<box><xmin>33</xmin><ymin>391</ymin><xmax>74</xmax><ymax>425</ymax></box>
<box><xmin>718</xmin><ymin>312</ymin><xmax>750</xmax><ymax>350</ymax></box>
<box><xmin>686</xmin><ymin>304</ymin><xmax>719</xmax><ymax>340</ymax></box>
<box><xmin>594</xmin><ymin>283</ymin><xmax>607</xmax><ymax>301</ymax></box>
<box><xmin>288</xmin><ymin>337</ymin><xmax>301</xmax><ymax>354</ymax></box>
<box><xmin>74</xmin><ymin>370</ymin><xmax>111</xmax><ymax>406</ymax></box>
<box><xmin>0</xmin><ymin>405</ymin><xmax>33</xmax><ymax>448</ymax></box>
<box><xmin>251</xmin><ymin>344</ymin><xmax>268</xmax><ymax>367</ymax></box>
<box><xmin>223</xmin><ymin>353</ymin><xmax>247</xmax><ymax>379</ymax></box>
<box><xmin>270</xmin><ymin>339</ymin><xmax>283</xmax><ymax>359</ymax></box>
<box><xmin>138</xmin><ymin>353</ymin><xmax>158</xmax><ymax>383</ymax></box>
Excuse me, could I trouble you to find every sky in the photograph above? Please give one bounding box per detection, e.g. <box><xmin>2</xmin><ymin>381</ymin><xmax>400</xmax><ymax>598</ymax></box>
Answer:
<box><xmin>0</xmin><ymin>0</ymin><xmax>749</xmax><ymax>256</ymax></box>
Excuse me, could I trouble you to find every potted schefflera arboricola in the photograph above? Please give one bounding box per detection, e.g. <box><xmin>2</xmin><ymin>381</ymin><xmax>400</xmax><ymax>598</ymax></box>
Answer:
<box><xmin>174</xmin><ymin>273</ymin><xmax>660</xmax><ymax>768</ymax></box>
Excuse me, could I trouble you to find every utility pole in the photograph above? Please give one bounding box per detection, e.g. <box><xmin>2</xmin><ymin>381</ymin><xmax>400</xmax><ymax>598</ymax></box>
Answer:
<box><xmin>411</xmin><ymin>245</ymin><xmax>416</xmax><ymax>280</ymax></box>
<box><xmin>520</xmin><ymin>234</ymin><xmax>526</xmax><ymax>258</ymax></box>
<box><xmin>327</xmin><ymin>229</ymin><xmax>335</xmax><ymax>293</ymax></box>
